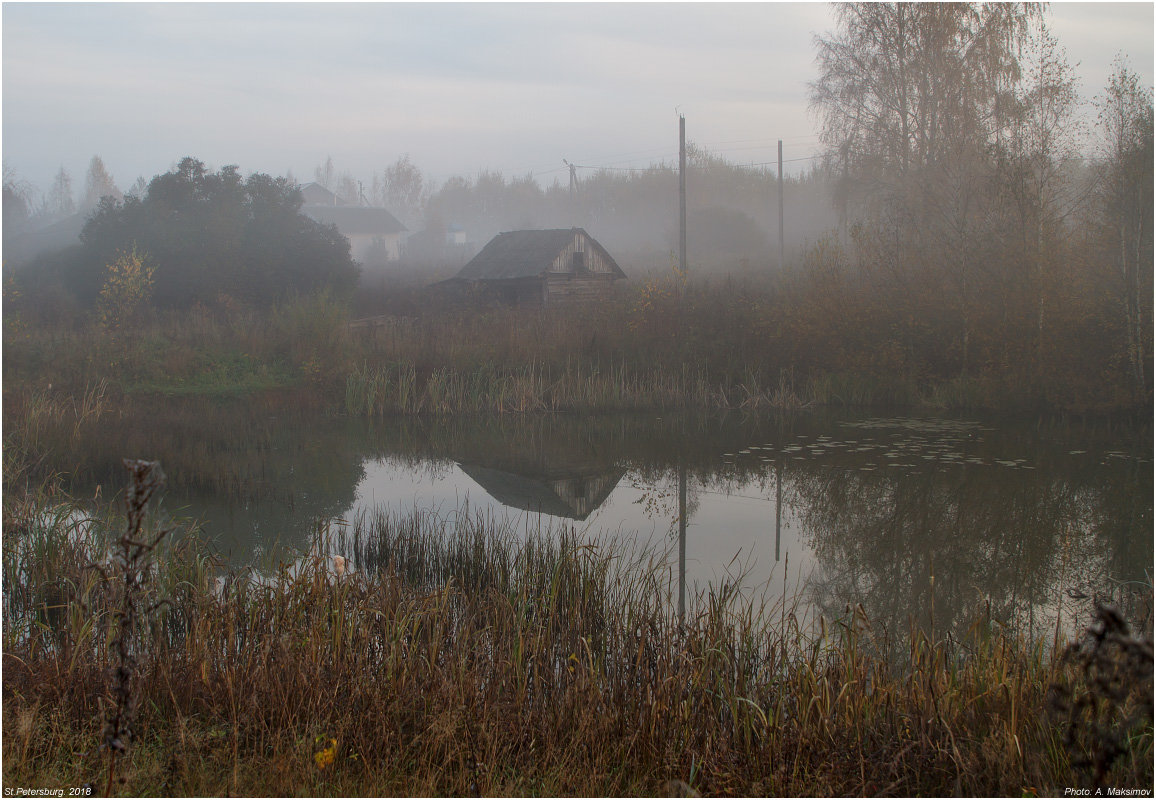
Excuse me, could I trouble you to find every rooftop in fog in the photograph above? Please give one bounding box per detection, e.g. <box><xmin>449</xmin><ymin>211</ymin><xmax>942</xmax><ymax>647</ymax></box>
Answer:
<box><xmin>302</xmin><ymin>204</ymin><xmax>407</xmax><ymax>235</ymax></box>
<box><xmin>454</xmin><ymin>228</ymin><xmax>624</xmax><ymax>281</ymax></box>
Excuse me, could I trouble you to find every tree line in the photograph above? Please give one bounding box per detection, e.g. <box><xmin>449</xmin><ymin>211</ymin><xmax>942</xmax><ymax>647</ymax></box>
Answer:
<box><xmin>8</xmin><ymin>158</ymin><xmax>358</xmax><ymax>315</ymax></box>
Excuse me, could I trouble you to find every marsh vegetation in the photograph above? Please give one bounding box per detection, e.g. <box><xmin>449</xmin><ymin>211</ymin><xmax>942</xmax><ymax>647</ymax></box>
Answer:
<box><xmin>3</xmin><ymin>452</ymin><xmax>1152</xmax><ymax>796</ymax></box>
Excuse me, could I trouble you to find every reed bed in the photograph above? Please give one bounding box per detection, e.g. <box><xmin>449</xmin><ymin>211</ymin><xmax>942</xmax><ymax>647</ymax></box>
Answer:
<box><xmin>343</xmin><ymin>360</ymin><xmax>723</xmax><ymax>416</ymax></box>
<box><xmin>11</xmin><ymin>276</ymin><xmax>1137</xmax><ymax>415</ymax></box>
<box><xmin>3</xmin><ymin>474</ymin><xmax>1152</xmax><ymax>797</ymax></box>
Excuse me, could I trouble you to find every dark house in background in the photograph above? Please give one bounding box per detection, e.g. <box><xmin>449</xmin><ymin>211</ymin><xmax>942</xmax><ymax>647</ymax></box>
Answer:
<box><xmin>446</xmin><ymin>228</ymin><xmax>626</xmax><ymax>306</ymax></box>
<box><xmin>299</xmin><ymin>182</ymin><xmax>407</xmax><ymax>264</ymax></box>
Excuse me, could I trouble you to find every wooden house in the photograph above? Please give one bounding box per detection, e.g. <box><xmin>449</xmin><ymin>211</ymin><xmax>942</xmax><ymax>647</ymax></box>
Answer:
<box><xmin>447</xmin><ymin>228</ymin><xmax>625</xmax><ymax>306</ymax></box>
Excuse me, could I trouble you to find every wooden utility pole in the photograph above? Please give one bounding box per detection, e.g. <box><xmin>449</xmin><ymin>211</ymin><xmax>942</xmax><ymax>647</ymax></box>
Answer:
<box><xmin>563</xmin><ymin>159</ymin><xmax>578</xmax><ymax>221</ymax></box>
<box><xmin>778</xmin><ymin>139</ymin><xmax>785</xmax><ymax>271</ymax></box>
<box><xmin>679</xmin><ymin>115</ymin><xmax>687</xmax><ymax>279</ymax></box>
<box><xmin>565</xmin><ymin>160</ymin><xmax>577</xmax><ymax>199</ymax></box>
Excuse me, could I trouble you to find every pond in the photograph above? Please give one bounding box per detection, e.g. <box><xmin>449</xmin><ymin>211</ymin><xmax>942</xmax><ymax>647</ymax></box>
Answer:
<box><xmin>49</xmin><ymin>398</ymin><xmax>1152</xmax><ymax>642</ymax></box>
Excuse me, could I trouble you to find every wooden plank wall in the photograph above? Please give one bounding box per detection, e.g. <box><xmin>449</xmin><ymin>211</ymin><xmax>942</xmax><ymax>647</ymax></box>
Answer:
<box><xmin>547</xmin><ymin>232</ymin><xmax>615</xmax><ymax>274</ymax></box>
<box><xmin>544</xmin><ymin>272</ymin><xmax>616</xmax><ymax>304</ymax></box>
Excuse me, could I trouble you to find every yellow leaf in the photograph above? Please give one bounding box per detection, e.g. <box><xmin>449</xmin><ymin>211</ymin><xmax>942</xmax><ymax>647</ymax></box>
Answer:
<box><xmin>314</xmin><ymin>738</ymin><xmax>337</xmax><ymax>769</ymax></box>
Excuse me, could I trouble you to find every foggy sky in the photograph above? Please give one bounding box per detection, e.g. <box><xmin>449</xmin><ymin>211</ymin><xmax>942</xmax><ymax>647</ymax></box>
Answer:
<box><xmin>3</xmin><ymin>2</ymin><xmax>1153</xmax><ymax>199</ymax></box>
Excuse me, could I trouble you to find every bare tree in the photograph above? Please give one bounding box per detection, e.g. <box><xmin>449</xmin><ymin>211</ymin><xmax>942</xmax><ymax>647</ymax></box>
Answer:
<box><xmin>314</xmin><ymin>156</ymin><xmax>336</xmax><ymax>191</ymax></box>
<box><xmin>377</xmin><ymin>154</ymin><xmax>428</xmax><ymax>227</ymax></box>
<box><xmin>3</xmin><ymin>162</ymin><xmax>34</xmax><ymax>233</ymax></box>
<box><xmin>46</xmin><ymin>166</ymin><xmax>76</xmax><ymax>219</ymax></box>
<box><xmin>996</xmin><ymin>18</ymin><xmax>1083</xmax><ymax>369</ymax></box>
<box><xmin>83</xmin><ymin>155</ymin><xmax>122</xmax><ymax>211</ymax></box>
<box><xmin>336</xmin><ymin>172</ymin><xmax>360</xmax><ymax>205</ymax></box>
<box><xmin>126</xmin><ymin>176</ymin><xmax>149</xmax><ymax>201</ymax></box>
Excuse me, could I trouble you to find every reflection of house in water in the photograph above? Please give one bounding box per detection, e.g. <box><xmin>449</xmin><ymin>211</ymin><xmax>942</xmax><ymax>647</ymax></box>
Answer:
<box><xmin>456</xmin><ymin>457</ymin><xmax>624</xmax><ymax>522</ymax></box>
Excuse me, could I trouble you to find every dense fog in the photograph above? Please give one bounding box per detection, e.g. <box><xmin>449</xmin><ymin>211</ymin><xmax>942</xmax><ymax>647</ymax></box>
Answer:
<box><xmin>3</xmin><ymin>146</ymin><xmax>838</xmax><ymax>285</ymax></box>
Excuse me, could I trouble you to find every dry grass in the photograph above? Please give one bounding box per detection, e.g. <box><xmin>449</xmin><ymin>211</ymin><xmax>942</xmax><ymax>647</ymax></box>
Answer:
<box><xmin>6</xmin><ymin>274</ymin><xmax>1147</xmax><ymax>415</ymax></box>
<box><xmin>3</xmin><ymin>474</ymin><xmax>1151</xmax><ymax>797</ymax></box>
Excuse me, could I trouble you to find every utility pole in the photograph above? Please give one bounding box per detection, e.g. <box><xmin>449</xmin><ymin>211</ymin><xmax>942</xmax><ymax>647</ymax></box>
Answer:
<box><xmin>563</xmin><ymin>159</ymin><xmax>577</xmax><ymax>200</ymax></box>
<box><xmin>777</xmin><ymin>139</ymin><xmax>785</xmax><ymax>272</ymax></box>
<box><xmin>679</xmin><ymin>115</ymin><xmax>687</xmax><ymax>281</ymax></box>
<box><xmin>563</xmin><ymin>159</ymin><xmax>579</xmax><ymax>222</ymax></box>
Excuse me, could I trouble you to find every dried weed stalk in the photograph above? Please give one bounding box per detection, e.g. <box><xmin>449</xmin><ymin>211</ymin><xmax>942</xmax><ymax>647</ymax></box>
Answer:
<box><xmin>96</xmin><ymin>459</ymin><xmax>171</xmax><ymax>796</ymax></box>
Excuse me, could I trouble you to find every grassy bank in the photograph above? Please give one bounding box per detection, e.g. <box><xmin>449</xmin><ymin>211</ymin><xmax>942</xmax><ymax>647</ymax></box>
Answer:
<box><xmin>5</xmin><ymin>275</ymin><xmax>1150</xmax><ymax>416</ymax></box>
<box><xmin>2</xmin><ymin>464</ymin><xmax>1152</xmax><ymax>797</ymax></box>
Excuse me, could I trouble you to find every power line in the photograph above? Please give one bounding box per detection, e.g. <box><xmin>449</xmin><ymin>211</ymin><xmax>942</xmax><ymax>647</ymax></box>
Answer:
<box><xmin>743</xmin><ymin>154</ymin><xmax>823</xmax><ymax>168</ymax></box>
<box><xmin>563</xmin><ymin>153</ymin><xmax>822</xmax><ymax>174</ymax></box>
<box><xmin>709</xmin><ymin>143</ymin><xmax>817</xmax><ymax>156</ymax></box>
<box><xmin>701</xmin><ymin>136</ymin><xmax>821</xmax><ymax>149</ymax></box>
<box><xmin>489</xmin><ymin>141</ymin><xmax>825</xmax><ymax>187</ymax></box>
<box><xmin>571</xmin><ymin>164</ymin><xmax>677</xmax><ymax>173</ymax></box>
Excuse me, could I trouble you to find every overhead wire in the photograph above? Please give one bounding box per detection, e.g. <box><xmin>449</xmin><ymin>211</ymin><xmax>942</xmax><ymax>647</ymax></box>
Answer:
<box><xmin>461</xmin><ymin>137</ymin><xmax>825</xmax><ymax>186</ymax></box>
<box><xmin>562</xmin><ymin>152</ymin><xmax>823</xmax><ymax>175</ymax></box>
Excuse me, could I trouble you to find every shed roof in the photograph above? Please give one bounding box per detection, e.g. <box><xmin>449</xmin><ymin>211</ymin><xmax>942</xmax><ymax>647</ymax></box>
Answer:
<box><xmin>454</xmin><ymin>228</ymin><xmax>624</xmax><ymax>281</ymax></box>
<box><xmin>303</xmin><ymin>205</ymin><xmax>407</xmax><ymax>236</ymax></box>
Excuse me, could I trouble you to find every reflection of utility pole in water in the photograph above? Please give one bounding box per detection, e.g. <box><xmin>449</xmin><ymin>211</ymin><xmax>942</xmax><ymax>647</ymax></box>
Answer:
<box><xmin>775</xmin><ymin>457</ymin><xmax>782</xmax><ymax>562</ymax></box>
<box><xmin>678</xmin><ymin>463</ymin><xmax>687</xmax><ymax>623</ymax></box>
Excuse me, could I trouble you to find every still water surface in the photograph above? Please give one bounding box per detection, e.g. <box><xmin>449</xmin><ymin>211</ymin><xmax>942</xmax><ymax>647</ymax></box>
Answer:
<box><xmin>57</xmin><ymin>401</ymin><xmax>1152</xmax><ymax>641</ymax></box>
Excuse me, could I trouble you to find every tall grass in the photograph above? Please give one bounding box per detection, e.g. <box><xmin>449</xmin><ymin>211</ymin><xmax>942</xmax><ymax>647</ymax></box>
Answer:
<box><xmin>3</xmin><ymin>476</ymin><xmax>1151</xmax><ymax>796</ymax></box>
<box><xmin>344</xmin><ymin>360</ymin><xmax>725</xmax><ymax>416</ymax></box>
<box><xmin>9</xmin><ymin>276</ymin><xmax>1141</xmax><ymax>415</ymax></box>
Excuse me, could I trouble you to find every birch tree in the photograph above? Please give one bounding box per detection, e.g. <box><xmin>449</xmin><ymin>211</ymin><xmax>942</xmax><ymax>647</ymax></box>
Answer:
<box><xmin>997</xmin><ymin>18</ymin><xmax>1083</xmax><ymax>372</ymax></box>
<box><xmin>1095</xmin><ymin>57</ymin><xmax>1154</xmax><ymax>401</ymax></box>
<box><xmin>809</xmin><ymin>2</ymin><xmax>1041</xmax><ymax>375</ymax></box>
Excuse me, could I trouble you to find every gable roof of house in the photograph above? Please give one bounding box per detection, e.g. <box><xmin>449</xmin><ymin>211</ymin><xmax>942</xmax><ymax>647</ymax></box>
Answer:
<box><xmin>300</xmin><ymin>182</ymin><xmax>345</xmax><ymax>206</ymax></box>
<box><xmin>454</xmin><ymin>228</ymin><xmax>624</xmax><ymax>281</ymax></box>
<box><xmin>302</xmin><ymin>205</ymin><xmax>407</xmax><ymax>235</ymax></box>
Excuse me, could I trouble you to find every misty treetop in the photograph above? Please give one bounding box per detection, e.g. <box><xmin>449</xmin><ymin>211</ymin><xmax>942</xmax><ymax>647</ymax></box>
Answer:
<box><xmin>809</xmin><ymin>4</ymin><xmax>1153</xmax><ymax>405</ymax></box>
<box><xmin>76</xmin><ymin>157</ymin><xmax>358</xmax><ymax>308</ymax></box>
